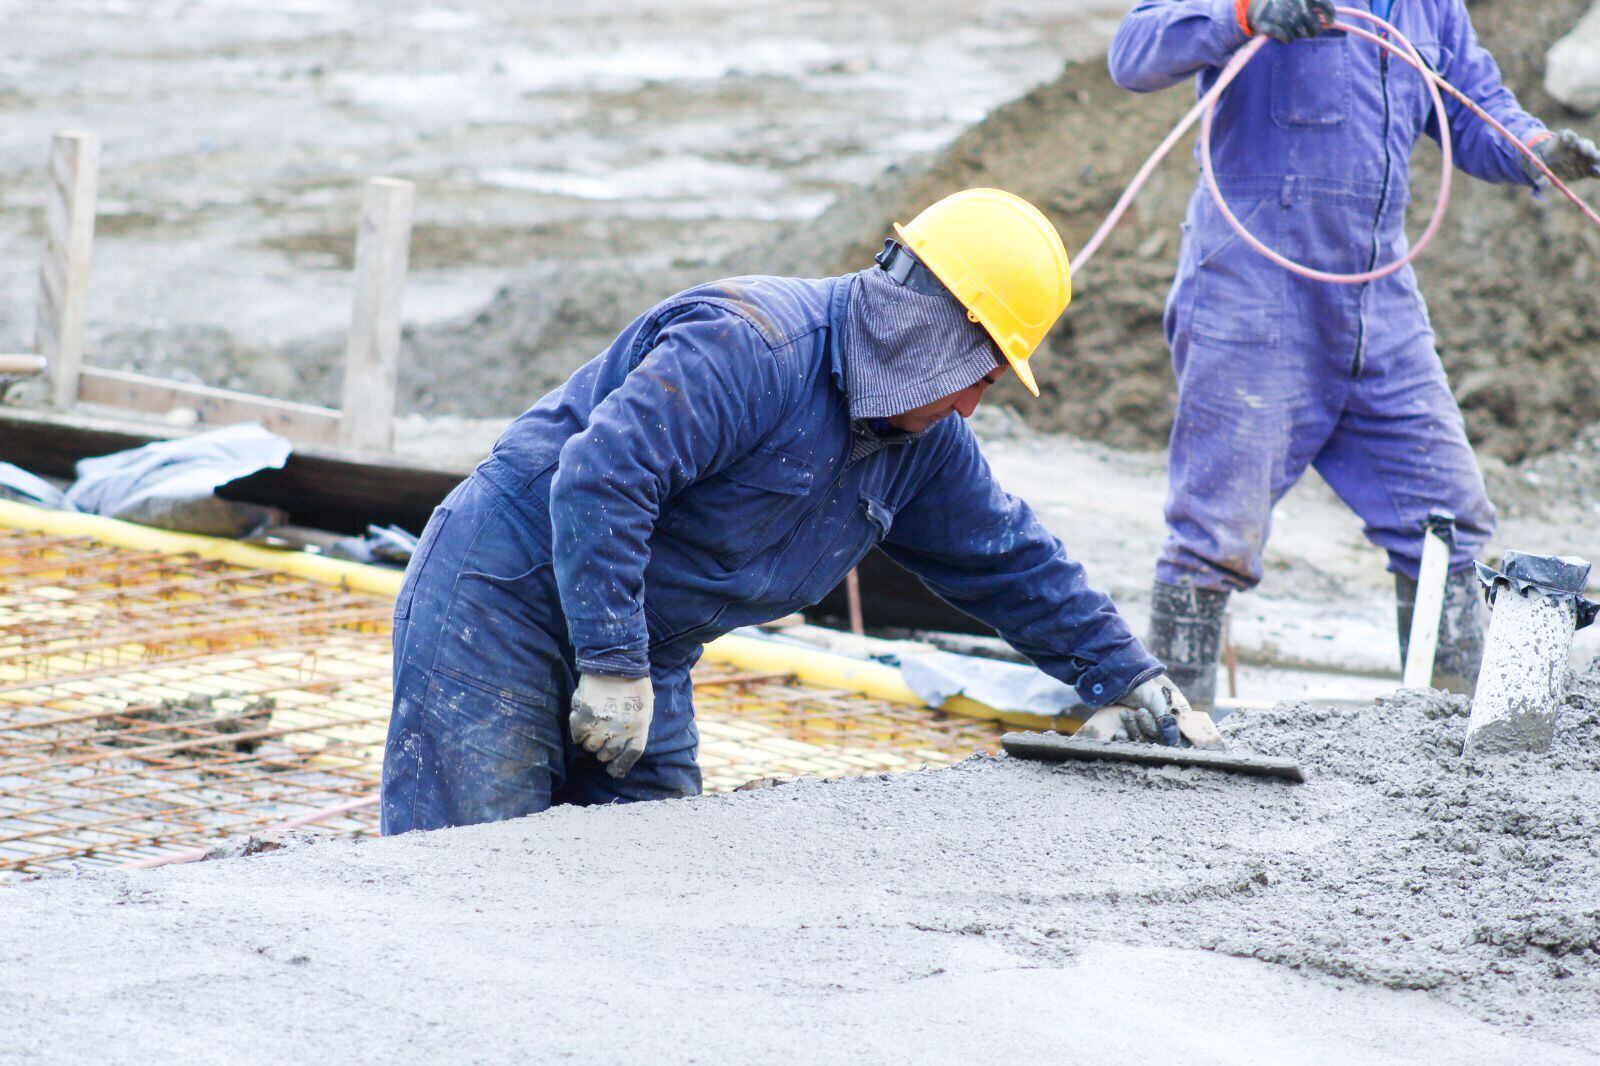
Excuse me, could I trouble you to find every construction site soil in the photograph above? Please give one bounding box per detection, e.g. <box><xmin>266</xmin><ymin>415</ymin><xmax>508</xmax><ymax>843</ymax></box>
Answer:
<box><xmin>391</xmin><ymin>0</ymin><xmax>1599</xmax><ymax>466</ymax></box>
<box><xmin>7</xmin><ymin>2</ymin><xmax>1594</xmax><ymax>467</ymax></box>
<box><xmin>6</xmin><ymin>667</ymin><xmax>1600</xmax><ymax>1062</ymax></box>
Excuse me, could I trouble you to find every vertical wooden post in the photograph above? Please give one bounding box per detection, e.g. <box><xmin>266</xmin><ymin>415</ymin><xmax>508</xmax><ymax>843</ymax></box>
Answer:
<box><xmin>339</xmin><ymin>177</ymin><xmax>414</xmax><ymax>452</ymax></box>
<box><xmin>35</xmin><ymin>131</ymin><xmax>100</xmax><ymax>410</ymax></box>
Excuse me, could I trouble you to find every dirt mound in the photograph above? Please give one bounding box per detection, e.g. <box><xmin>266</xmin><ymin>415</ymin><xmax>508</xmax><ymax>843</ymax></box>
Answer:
<box><xmin>414</xmin><ymin>0</ymin><xmax>1599</xmax><ymax>463</ymax></box>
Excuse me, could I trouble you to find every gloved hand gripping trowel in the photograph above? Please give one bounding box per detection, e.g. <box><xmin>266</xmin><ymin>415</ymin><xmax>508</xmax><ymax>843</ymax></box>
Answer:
<box><xmin>1077</xmin><ymin>673</ymin><xmax>1224</xmax><ymax>749</ymax></box>
<box><xmin>1002</xmin><ymin>672</ymin><xmax>1306</xmax><ymax>783</ymax></box>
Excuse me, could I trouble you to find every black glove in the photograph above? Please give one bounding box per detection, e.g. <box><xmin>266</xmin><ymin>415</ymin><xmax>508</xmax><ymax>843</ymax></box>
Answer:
<box><xmin>1525</xmin><ymin>129</ymin><xmax>1600</xmax><ymax>186</ymax></box>
<box><xmin>1247</xmin><ymin>0</ymin><xmax>1336</xmax><ymax>42</ymax></box>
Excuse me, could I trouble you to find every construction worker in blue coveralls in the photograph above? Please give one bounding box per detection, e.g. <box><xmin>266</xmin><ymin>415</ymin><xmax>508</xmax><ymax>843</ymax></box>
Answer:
<box><xmin>381</xmin><ymin>189</ymin><xmax>1223</xmax><ymax>834</ymax></box>
<box><xmin>1110</xmin><ymin>0</ymin><xmax>1600</xmax><ymax>706</ymax></box>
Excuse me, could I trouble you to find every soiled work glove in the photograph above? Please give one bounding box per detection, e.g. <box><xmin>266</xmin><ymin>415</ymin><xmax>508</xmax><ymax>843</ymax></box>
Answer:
<box><xmin>1524</xmin><ymin>129</ymin><xmax>1600</xmax><ymax>186</ymax></box>
<box><xmin>1076</xmin><ymin>674</ymin><xmax>1225</xmax><ymax>750</ymax></box>
<box><xmin>570</xmin><ymin>673</ymin><xmax>653</xmax><ymax>778</ymax></box>
<box><xmin>1245</xmin><ymin>0</ymin><xmax>1335</xmax><ymax>42</ymax></box>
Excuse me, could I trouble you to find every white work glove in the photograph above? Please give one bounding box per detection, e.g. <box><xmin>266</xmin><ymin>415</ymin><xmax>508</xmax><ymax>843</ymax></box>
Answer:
<box><xmin>1076</xmin><ymin>674</ymin><xmax>1225</xmax><ymax>750</ymax></box>
<box><xmin>569</xmin><ymin>673</ymin><xmax>654</xmax><ymax>778</ymax></box>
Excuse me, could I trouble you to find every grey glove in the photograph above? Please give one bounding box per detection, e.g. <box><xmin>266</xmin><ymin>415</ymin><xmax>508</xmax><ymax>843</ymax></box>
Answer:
<box><xmin>569</xmin><ymin>673</ymin><xmax>653</xmax><ymax>778</ymax></box>
<box><xmin>1524</xmin><ymin>129</ymin><xmax>1600</xmax><ymax>186</ymax></box>
<box><xmin>1076</xmin><ymin>674</ymin><xmax>1225</xmax><ymax>750</ymax></box>
<box><xmin>1247</xmin><ymin>0</ymin><xmax>1335</xmax><ymax>42</ymax></box>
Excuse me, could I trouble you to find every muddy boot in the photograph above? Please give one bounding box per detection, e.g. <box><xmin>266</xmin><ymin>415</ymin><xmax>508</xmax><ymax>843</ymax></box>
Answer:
<box><xmin>1147</xmin><ymin>581</ymin><xmax>1229</xmax><ymax>712</ymax></box>
<box><xmin>1396</xmin><ymin>569</ymin><xmax>1487</xmax><ymax>695</ymax></box>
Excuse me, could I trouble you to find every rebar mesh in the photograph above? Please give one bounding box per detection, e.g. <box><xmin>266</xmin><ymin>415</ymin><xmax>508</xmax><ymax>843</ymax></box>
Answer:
<box><xmin>0</xmin><ymin>525</ymin><xmax>1000</xmax><ymax>877</ymax></box>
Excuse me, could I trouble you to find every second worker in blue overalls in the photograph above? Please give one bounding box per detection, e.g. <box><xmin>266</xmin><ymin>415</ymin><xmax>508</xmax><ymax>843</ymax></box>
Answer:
<box><xmin>1110</xmin><ymin>0</ymin><xmax>1600</xmax><ymax>703</ymax></box>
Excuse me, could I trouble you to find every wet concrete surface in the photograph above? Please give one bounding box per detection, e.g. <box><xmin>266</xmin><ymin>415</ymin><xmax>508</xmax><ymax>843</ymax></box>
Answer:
<box><xmin>7</xmin><ymin>672</ymin><xmax>1600</xmax><ymax>1063</ymax></box>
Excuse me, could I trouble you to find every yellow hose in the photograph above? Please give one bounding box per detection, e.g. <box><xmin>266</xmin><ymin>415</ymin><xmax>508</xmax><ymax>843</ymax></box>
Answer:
<box><xmin>0</xmin><ymin>498</ymin><xmax>1075</xmax><ymax>730</ymax></box>
<box><xmin>0</xmin><ymin>497</ymin><xmax>402</xmax><ymax>596</ymax></box>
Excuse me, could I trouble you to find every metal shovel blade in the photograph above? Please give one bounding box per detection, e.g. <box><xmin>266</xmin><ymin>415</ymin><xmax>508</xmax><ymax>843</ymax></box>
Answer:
<box><xmin>1001</xmin><ymin>731</ymin><xmax>1306</xmax><ymax>784</ymax></box>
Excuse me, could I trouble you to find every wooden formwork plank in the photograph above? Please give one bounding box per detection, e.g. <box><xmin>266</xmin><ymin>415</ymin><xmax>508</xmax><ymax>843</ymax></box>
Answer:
<box><xmin>78</xmin><ymin>367</ymin><xmax>342</xmax><ymax>446</ymax></box>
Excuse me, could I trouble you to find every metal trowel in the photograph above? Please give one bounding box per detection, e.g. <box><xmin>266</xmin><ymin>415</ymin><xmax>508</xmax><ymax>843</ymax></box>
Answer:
<box><xmin>1001</xmin><ymin>730</ymin><xmax>1306</xmax><ymax>783</ymax></box>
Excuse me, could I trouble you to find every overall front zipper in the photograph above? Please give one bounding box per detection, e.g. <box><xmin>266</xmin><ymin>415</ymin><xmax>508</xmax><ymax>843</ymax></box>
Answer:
<box><xmin>1353</xmin><ymin>34</ymin><xmax>1395</xmax><ymax>378</ymax></box>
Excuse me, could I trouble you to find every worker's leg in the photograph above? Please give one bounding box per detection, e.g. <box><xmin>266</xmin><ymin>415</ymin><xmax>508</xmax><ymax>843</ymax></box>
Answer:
<box><xmin>1310</xmin><ymin>336</ymin><xmax>1494</xmax><ymax>691</ymax></box>
<box><xmin>555</xmin><ymin>663</ymin><xmax>703</xmax><ymax>806</ymax></box>
<box><xmin>382</xmin><ymin>478</ymin><xmax>577</xmax><ymax>834</ymax></box>
<box><xmin>1309</xmin><ymin>344</ymin><xmax>1494</xmax><ymax>579</ymax></box>
<box><xmin>1158</xmin><ymin>335</ymin><xmax>1341</xmax><ymax>591</ymax></box>
<box><xmin>1155</xmin><ymin>325</ymin><xmax>1342</xmax><ymax>706</ymax></box>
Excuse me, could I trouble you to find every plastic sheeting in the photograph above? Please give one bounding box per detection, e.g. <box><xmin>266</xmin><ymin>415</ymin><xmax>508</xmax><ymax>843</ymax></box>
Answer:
<box><xmin>899</xmin><ymin>649</ymin><xmax>1086</xmax><ymax>716</ymax></box>
<box><xmin>325</xmin><ymin>524</ymin><xmax>420</xmax><ymax>568</ymax></box>
<box><xmin>60</xmin><ymin>424</ymin><xmax>291</xmax><ymax>538</ymax></box>
<box><xmin>1476</xmin><ymin>551</ymin><xmax>1600</xmax><ymax>630</ymax></box>
<box><xmin>0</xmin><ymin>463</ymin><xmax>69</xmax><ymax>509</ymax></box>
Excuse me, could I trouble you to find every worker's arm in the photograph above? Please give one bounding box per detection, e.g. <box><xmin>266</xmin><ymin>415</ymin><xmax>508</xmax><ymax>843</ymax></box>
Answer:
<box><xmin>1423</xmin><ymin>0</ymin><xmax>1549</xmax><ymax>187</ymax></box>
<box><xmin>550</xmin><ymin>306</ymin><xmax>789</xmax><ymax>679</ymax></box>
<box><xmin>1108</xmin><ymin>0</ymin><xmax>1253</xmax><ymax>93</ymax></box>
<box><xmin>879</xmin><ymin>421</ymin><xmax>1163</xmax><ymax>709</ymax></box>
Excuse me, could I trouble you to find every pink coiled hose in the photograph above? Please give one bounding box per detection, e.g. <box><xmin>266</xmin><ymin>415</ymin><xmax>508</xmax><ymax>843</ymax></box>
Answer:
<box><xmin>1073</xmin><ymin>6</ymin><xmax>1600</xmax><ymax>282</ymax></box>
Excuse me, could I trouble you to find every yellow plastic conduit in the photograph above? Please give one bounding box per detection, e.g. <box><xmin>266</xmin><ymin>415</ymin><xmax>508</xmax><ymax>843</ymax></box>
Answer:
<box><xmin>0</xmin><ymin>498</ymin><xmax>1076</xmax><ymax>732</ymax></box>
<box><xmin>0</xmin><ymin>498</ymin><xmax>403</xmax><ymax>597</ymax></box>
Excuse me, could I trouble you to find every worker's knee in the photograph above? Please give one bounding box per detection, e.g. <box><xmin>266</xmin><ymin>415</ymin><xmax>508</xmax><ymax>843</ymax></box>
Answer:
<box><xmin>1384</xmin><ymin>489</ymin><xmax>1497</xmax><ymax>580</ymax></box>
<box><xmin>382</xmin><ymin>666</ymin><xmax>563</xmax><ymax>833</ymax></box>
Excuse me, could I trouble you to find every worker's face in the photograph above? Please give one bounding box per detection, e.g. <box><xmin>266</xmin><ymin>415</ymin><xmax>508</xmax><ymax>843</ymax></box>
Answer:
<box><xmin>886</xmin><ymin>358</ymin><xmax>1009</xmax><ymax>433</ymax></box>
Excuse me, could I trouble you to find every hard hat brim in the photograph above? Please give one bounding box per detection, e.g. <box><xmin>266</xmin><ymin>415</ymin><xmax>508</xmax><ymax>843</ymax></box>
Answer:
<box><xmin>1007</xmin><ymin>352</ymin><xmax>1040</xmax><ymax>397</ymax></box>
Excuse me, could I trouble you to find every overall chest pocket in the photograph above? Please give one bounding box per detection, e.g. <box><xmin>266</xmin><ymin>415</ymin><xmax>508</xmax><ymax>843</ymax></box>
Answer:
<box><xmin>1272</xmin><ymin>35</ymin><xmax>1352</xmax><ymax>129</ymax></box>
<box><xmin>1394</xmin><ymin>36</ymin><xmax>1448</xmax><ymax>130</ymax></box>
<box><xmin>791</xmin><ymin>494</ymin><xmax>895</xmax><ymax>608</ymax></box>
<box><xmin>657</xmin><ymin>444</ymin><xmax>816</xmax><ymax>569</ymax></box>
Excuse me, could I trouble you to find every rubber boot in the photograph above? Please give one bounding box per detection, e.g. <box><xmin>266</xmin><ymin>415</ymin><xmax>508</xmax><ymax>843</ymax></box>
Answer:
<box><xmin>1396</xmin><ymin>568</ymin><xmax>1487</xmax><ymax>695</ymax></box>
<box><xmin>1147</xmin><ymin>581</ymin><xmax>1229</xmax><ymax>713</ymax></box>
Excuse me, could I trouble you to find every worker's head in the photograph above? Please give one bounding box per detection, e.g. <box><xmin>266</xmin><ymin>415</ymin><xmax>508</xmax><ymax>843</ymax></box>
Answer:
<box><xmin>890</xmin><ymin>188</ymin><xmax>1072</xmax><ymax>398</ymax></box>
<box><xmin>840</xmin><ymin>189</ymin><xmax>1071</xmax><ymax>432</ymax></box>
<box><xmin>886</xmin><ymin>353</ymin><xmax>1009</xmax><ymax>433</ymax></box>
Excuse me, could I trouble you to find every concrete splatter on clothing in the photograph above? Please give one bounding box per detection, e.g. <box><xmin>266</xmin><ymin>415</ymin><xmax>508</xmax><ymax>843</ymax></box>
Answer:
<box><xmin>383</xmin><ymin>273</ymin><xmax>1159</xmax><ymax>831</ymax></box>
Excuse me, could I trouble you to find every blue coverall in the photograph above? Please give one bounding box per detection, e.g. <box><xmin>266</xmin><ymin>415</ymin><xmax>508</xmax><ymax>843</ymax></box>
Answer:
<box><xmin>1108</xmin><ymin>0</ymin><xmax>1547</xmax><ymax>590</ymax></box>
<box><xmin>381</xmin><ymin>275</ymin><xmax>1161</xmax><ymax>833</ymax></box>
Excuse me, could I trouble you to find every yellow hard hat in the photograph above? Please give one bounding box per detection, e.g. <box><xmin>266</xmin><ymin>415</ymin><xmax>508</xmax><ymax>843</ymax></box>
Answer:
<box><xmin>892</xmin><ymin>188</ymin><xmax>1072</xmax><ymax>398</ymax></box>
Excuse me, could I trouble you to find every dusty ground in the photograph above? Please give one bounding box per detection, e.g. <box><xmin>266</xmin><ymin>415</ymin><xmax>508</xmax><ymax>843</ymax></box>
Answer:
<box><xmin>9</xmin><ymin>1</ymin><xmax>1593</xmax><ymax>467</ymax></box>
<box><xmin>0</xmin><ymin>0</ymin><xmax>1123</xmax><ymax>399</ymax></box>
<box><xmin>384</xmin><ymin>0</ymin><xmax>1599</xmax><ymax>463</ymax></box>
<box><xmin>6</xmin><ymin>671</ymin><xmax>1600</xmax><ymax>1063</ymax></box>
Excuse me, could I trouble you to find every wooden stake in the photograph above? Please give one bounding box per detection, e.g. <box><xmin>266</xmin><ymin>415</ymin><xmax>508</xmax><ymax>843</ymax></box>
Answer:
<box><xmin>1223</xmin><ymin>610</ymin><xmax>1238</xmax><ymax>699</ymax></box>
<box><xmin>35</xmin><ymin>132</ymin><xmax>100</xmax><ymax>410</ymax></box>
<box><xmin>339</xmin><ymin>177</ymin><xmax>414</xmax><ymax>453</ymax></box>
<box><xmin>846</xmin><ymin>568</ymin><xmax>865</xmax><ymax>636</ymax></box>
